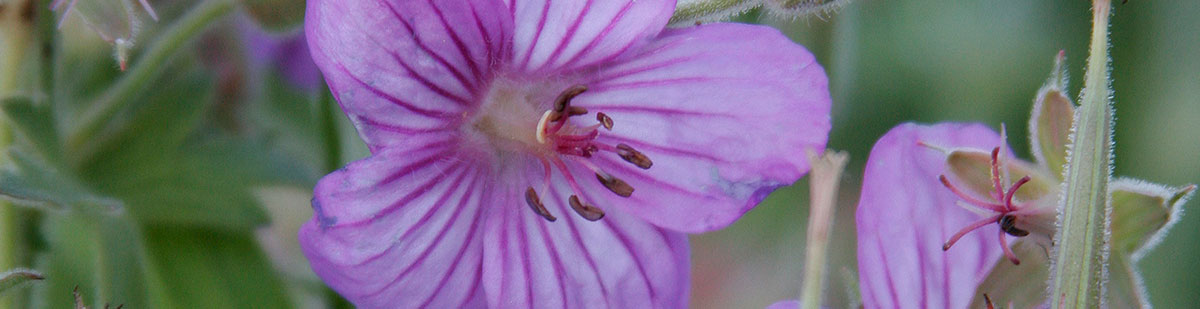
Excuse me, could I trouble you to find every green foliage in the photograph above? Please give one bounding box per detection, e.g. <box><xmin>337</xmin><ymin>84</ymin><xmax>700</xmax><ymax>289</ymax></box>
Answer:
<box><xmin>143</xmin><ymin>227</ymin><xmax>292</xmax><ymax>308</ymax></box>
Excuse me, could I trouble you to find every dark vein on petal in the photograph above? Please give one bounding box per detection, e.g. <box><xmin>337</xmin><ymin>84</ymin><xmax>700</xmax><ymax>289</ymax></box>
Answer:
<box><xmin>428</xmin><ymin>0</ymin><xmax>485</xmax><ymax>84</ymax></box>
<box><xmin>589</xmin><ymin>77</ymin><xmax>741</xmax><ymax>92</ymax></box>
<box><xmin>378</xmin><ymin>0</ymin><xmax>478</xmax><ymax>102</ymax></box>
<box><xmin>587</xmin><ymin>54</ymin><xmax>702</xmax><ymax>84</ymax></box>
<box><xmin>342</xmin><ymin>167</ymin><xmax>472</xmax><ymax>267</ymax></box>
<box><xmin>556</xmin><ymin>0</ymin><xmax>636</xmax><ymax>71</ymax></box>
<box><xmin>356</xmin><ymin>116</ymin><xmax>456</xmax><ymax>135</ymax></box>
<box><xmin>419</xmin><ymin>174</ymin><xmax>486</xmax><ymax>307</ymax></box>
<box><xmin>594</xmin><ymin>105</ymin><xmax>739</xmax><ymax>120</ymax></box>
<box><xmin>517</xmin><ymin>0</ymin><xmax>552</xmax><ymax>70</ymax></box>
<box><xmin>532</xmin><ymin>206</ymin><xmax>570</xmax><ymax>307</ymax></box>
<box><xmin>331</xmin><ymin>63</ymin><xmax>458</xmax><ymax>118</ymax></box>
<box><xmin>600</xmin><ymin>136</ymin><xmax>727</xmax><ymax>163</ymax></box>
<box><xmin>914</xmin><ymin>229</ymin><xmax>929</xmax><ymax>307</ymax></box>
<box><xmin>360</xmin><ymin>167</ymin><xmax>479</xmax><ymax>297</ymax></box>
<box><xmin>874</xmin><ymin>231</ymin><xmax>902</xmax><ymax>307</ymax></box>
<box><xmin>335</xmin><ymin>156</ymin><xmax>463</xmax><ymax>228</ymax></box>
<box><xmin>550</xmin><ymin>184</ymin><xmax>612</xmax><ymax>306</ymax></box>
<box><xmin>535</xmin><ymin>0</ymin><xmax>592</xmax><ymax>72</ymax></box>
<box><xmin>599</xmin><ymin>212</ymin><xmax>658</xmax><ymax>303</ymax></box>
<box><xmin>518</xmin><ymin>205</ymin><xmax>535</xmax><ymax>307</ymax></box>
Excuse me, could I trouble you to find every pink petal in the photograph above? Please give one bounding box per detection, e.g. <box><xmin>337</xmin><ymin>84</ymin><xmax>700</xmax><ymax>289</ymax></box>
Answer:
<box><xmin>570</xmin><ymin>23</ymin><xmax>831</xmax><ymax>233</ymax></box>
<box><xmin>299</xmin><ymin>139</ymin><xmax>489</xmax><ymax>308</ymax></box>
<box><xmin>507</xmin><ymin>0</ymin><xmax>674</xmax><ymax>73</ymax></box>
<box><xmin>855</xmin><ymin>123</ymin><xmax>1005</xmax><ymax>309</ymax></box>
<box><xmin>480</xmin><ymin>165</ymin><xmax>690</xmax><ymax>308</ymax></box>
<box><xmin>305</xmin><ymin>0</ymin><xmax>511</xmax><ymax>151</ymax></box>
<box><xmin>766</xmin><ymin>300</ymin><xmax>802</xmax><ymax>309</ymax></box>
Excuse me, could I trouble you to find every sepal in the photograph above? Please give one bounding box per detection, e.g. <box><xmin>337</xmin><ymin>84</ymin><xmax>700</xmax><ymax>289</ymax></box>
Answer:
<box><xmin>1109</xmin><ymin>178</ymin><xmax>1195</xmax><ymax>259</ymax></box>
<box><xmin>1029</xmin><ymin>51</ymin><xmax>1075</xmax><ymax>179</ymax></box>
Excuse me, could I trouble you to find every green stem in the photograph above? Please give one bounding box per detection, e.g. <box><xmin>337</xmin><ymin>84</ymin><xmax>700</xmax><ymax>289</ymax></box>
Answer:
<box><xmin>800</xmin><ymin>150</ymin><xmax>847</xmax><ymax>309</ymax></box>
<box><xmin>668</xmin><ymin>0</ymin><xmax>762</xmax><ymax>25</ymax></box>
<box><xmin>0</xmin><ymin>1</ymin><xmax>36</xmax><ymax>308</ymax></box>
<box><xmin>1050</xmin><ymin>0</ymin><xmax>1114</xmax><ymax>307</ymax></box>
<box><xmin>65</xmin><ymin>0</ymin><xmax>235</xmax><ymax>158</ymax></box>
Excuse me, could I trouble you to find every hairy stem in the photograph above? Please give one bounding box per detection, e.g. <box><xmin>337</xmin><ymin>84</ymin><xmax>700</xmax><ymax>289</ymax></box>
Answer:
<box><xmin>1050</xmin><ymin>0</ymin><xmax>1114</xmax><ymax>307</ymax></box>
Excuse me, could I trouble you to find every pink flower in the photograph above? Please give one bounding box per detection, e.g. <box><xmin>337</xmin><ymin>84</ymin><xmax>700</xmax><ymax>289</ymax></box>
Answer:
<box><xmin>299</xmin><ymin>0</ymin><xmax>831</xmax><ymax>307</ymax></box>
<box><xmin>855</xmin><ymin>123</ymin><xmax>1008</xmax><ymax>308</ymax></box>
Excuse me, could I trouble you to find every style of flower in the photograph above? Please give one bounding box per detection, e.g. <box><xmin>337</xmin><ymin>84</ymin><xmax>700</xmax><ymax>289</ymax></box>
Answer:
<box><xmin>299</xmin><ymin>0</ymin><xmax>831</xmax><ymax>307</ymax></box>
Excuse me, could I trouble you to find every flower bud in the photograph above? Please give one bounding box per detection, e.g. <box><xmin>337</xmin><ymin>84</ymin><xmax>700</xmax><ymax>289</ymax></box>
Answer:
<box><xmin>53</xmin><ymin>0</ymin><xmax>157</xmax><ymax>70</ymax></box>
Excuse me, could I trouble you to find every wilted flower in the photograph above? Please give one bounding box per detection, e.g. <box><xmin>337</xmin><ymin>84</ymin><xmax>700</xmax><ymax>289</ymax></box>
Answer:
<box><xmin>299</xmin><ymin>0</ymin><xmax>831</xmax><ymax>307</ymax></box>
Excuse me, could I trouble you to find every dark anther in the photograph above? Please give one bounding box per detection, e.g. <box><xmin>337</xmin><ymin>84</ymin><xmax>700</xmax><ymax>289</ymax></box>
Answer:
<box><xmin>568</xmin><ymin>195</ymin><xmax>605</xmax><ymax>221</ymax></box>
<box><xmin>596</xmin><ymin>174</ymin><xmax>634</xmax><ymax>197</ymax></box>
<box><xmin>596</xmin><ymin>112</ymin><xmax>614</xmax><ymax>130</ymax></box>
<box><xmin>997</xmin><ymin>214</ymin><xmax>1029</xmax><ymax>237</ymax></box>
<box><xmin>525</xmin><ymin>187</ymin><xmax>557</xmax><ymax>222</ymax></box>
<box><xmin>616</xmin><ymin>143</ymin><xmax>653</xmax><ymax>169</ymax></box>
<box><xmin>567</xmin><ymin>106</ymin><xmax>589</xmax><ymax>117</ymax></box>
<box><xmin>552</xmin><ymin>84</ymin><xmax>589</xmax><ymax>114</ymax></box>
<box><xmin>983</xmin><ymin>293</ymin><xmax>994</xmax><ymax>309</ymax></box>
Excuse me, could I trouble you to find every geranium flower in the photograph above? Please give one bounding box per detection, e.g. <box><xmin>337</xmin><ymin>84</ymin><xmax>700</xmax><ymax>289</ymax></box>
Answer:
<box><xmin>855</xmin><ymin>123</ymin><xmax>1010</xmax><ymax>308</ymax></box>
<box><xmin>299</xmin><ymin>0</ymin><xmax>831</xmax><ymax>307</ymax></box>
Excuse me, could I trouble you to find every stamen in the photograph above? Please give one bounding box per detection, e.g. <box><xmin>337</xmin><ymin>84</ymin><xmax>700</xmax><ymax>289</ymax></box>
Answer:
<box><xmin>596</xmin><ymin>173</ymin><xmax>634</xmax><ymax>197</ymax></box>
<box><xmin>524</xmin><ymin>187</ymin><xmax>557</xmax><ymax>222</ymax></box>
<box><xmin>998</xmin><ymin>230</ymin><xmax>1021</xmax><ymax>265</ymax></box>
<box><xmin>997</xmin><ymin>214</ymin><xmax>1030</xmax><ymax>237</ymax></box>
<box><xmin>984</xmin><ymin>294</ymin><xmax>995</xmax><ymax>309</ymax></box>
<box><xmin>566</xmin><ymin>106</ymin><xmax>588</xmax><ymax>117</ymax></box>
<box><xmin>568</xmin><ymin>195</ymin><xmax>605</xmax><ymax>221</ymax></box>
<box><xmin>596</xmin><ymin>112</ymin><xmax>613</xmax><ymax>130</ymax></box>
<box><xmin>938</xmin><ymin>175</ymin><xmax>1006</xmax><ymax>212</ymax></box>
<box><xmin>1003</xmin><ymin>175</ymin><xmax>1032</xmax><ymax>211</ymax></box>
<box><xmin>989</xmin><ymin>147</ymin><xmax>1005</xmax><ymax>201</ymax></box>
<box><xmin>551</xmin><ymin>84</ymin><xmax>588</xmax><ymax>117</ymax></box>
<box><xmin>943</xmin><ymin>214</ymin><xmax>1002</xmax><ymax>251</ymax></box>
<box><xmin>616</xmin><ymin>143</ymin><xmax>653</xmax><ymax>169</ymax></box>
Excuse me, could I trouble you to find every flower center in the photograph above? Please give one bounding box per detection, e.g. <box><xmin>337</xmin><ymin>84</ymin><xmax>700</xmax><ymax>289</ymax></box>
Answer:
<box><xmin>939</xmin><ymin>147</ymin><xmax>1032</xmax><ymax>265</ymax></box>
<box><xmin>470</xmin><ymin>81</ymin><xmax>654</xmax><ymax>222</ymax></box>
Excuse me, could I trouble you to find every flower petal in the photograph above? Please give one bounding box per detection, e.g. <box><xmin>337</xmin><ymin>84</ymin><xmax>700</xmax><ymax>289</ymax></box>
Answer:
<box><xmin>299</xmin><ymin>139</ymin><xmax>490</xmax><ymax>308</ymax></box>
<box><xmin>480</xmin><ymin>164</ymin><xmax>690</xmax><ymax>308</ymax></box>
<box><xmin>507</xmin><ymin>0</ymin><xmax>674</xmax><ymax>73</ymax></box>
<box><xmin>855</xmin><ymin>123</ymin><xmax>1005</xmax><ymax>309</ymax></box>
<box><xmin>306</xmin><ymin>0</ymin><xmax>511</xmax><ymax>150</ymax></box>
<box><xmin>571</xmin><ymin>23</ymin><xmax>831</xmax><ymax>233</ymax></box>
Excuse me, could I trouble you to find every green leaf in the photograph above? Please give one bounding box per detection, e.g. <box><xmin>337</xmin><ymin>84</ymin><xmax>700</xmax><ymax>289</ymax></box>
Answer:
<box><xmin>0</xmin><ymin>149</ymin><xmax>120</xmax><ymax>213</ymax></box>
<box><xmin>1028</xmin><ymin>52</ymin><xmax>1075</xmax><ymax>180</ymax></box>
<box><xmin>32</xmin><ymin>213</ymin><xmax>153</xmax><ymax>309</ymax></box>
<box><xmin>1</xmin><ymin>96</ymin><xmax>60</xmax><ymax>162</ymax></box>
<box><xmin>971</xmin><ymin>240</ymin><xmax>1051</xmax><ymax>308</ymax></box>
<box><xmin>143</xmin><ymin>227</ymin><xmax>292</xmax><ymax>308</ymax></box>
<box><xmin>1109</xmin><ymin>178</ymin><xmax>1195</xmax><ymax>258</ymax></box>
<box><xmin>0</xmin><ymin>268</ymin><xmax>43</xmax><ymax>295</ymax></box>
<box><xmin>242</xmin><ymin>0</ymin><xmax>306</xmax><ymax>32</ymax></box>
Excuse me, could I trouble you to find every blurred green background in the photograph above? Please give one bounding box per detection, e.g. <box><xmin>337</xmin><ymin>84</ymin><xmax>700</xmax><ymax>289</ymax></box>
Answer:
<box><xmin>691</xmin><ymin>0</ymin><xmax>1200</xmax><ymax>308</ymax></box>
<box><xmin>2</xmin><ymin>0</ymin><xmax>1197</xmax><ymax>308</ymax></box>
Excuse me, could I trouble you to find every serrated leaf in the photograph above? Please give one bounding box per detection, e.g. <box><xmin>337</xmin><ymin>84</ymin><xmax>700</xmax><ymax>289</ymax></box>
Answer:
<box><xmin>1</xmin><ymin>97</ymin><xmax>61</xmax><ymax>162</ymax></box>
<box><xmin>1106</xmin><ymin>254</ymin><xmax>1151</xmax><ymax>309</ymax></box>
<box><xmin>1109</xmin><ymin>178</ymin><xmax>1195</xmax><ymax>258</ymax></box>
<box><xmin>971</xmin><ymin>240</ymin><xmax>1051</xmax><ymax>308</ymax></box>
<box><xmin>143</xmin><ymin>227</ymin><xmax>291</xmax><ymax>308</ymax></box>
<box><xmin>0</xmin><ymin>268</ymin><xmax>44</xmax><ymax>295</ymax></box>
<box><xmin>944</xmin><ymin>149</ymin><xmax>1056</xmax><ymax>202</ymax></box>
<box><xmin>0</xmin><ymin>149</ymin><xmax>120</xmax><ymax>213</ymax></box>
